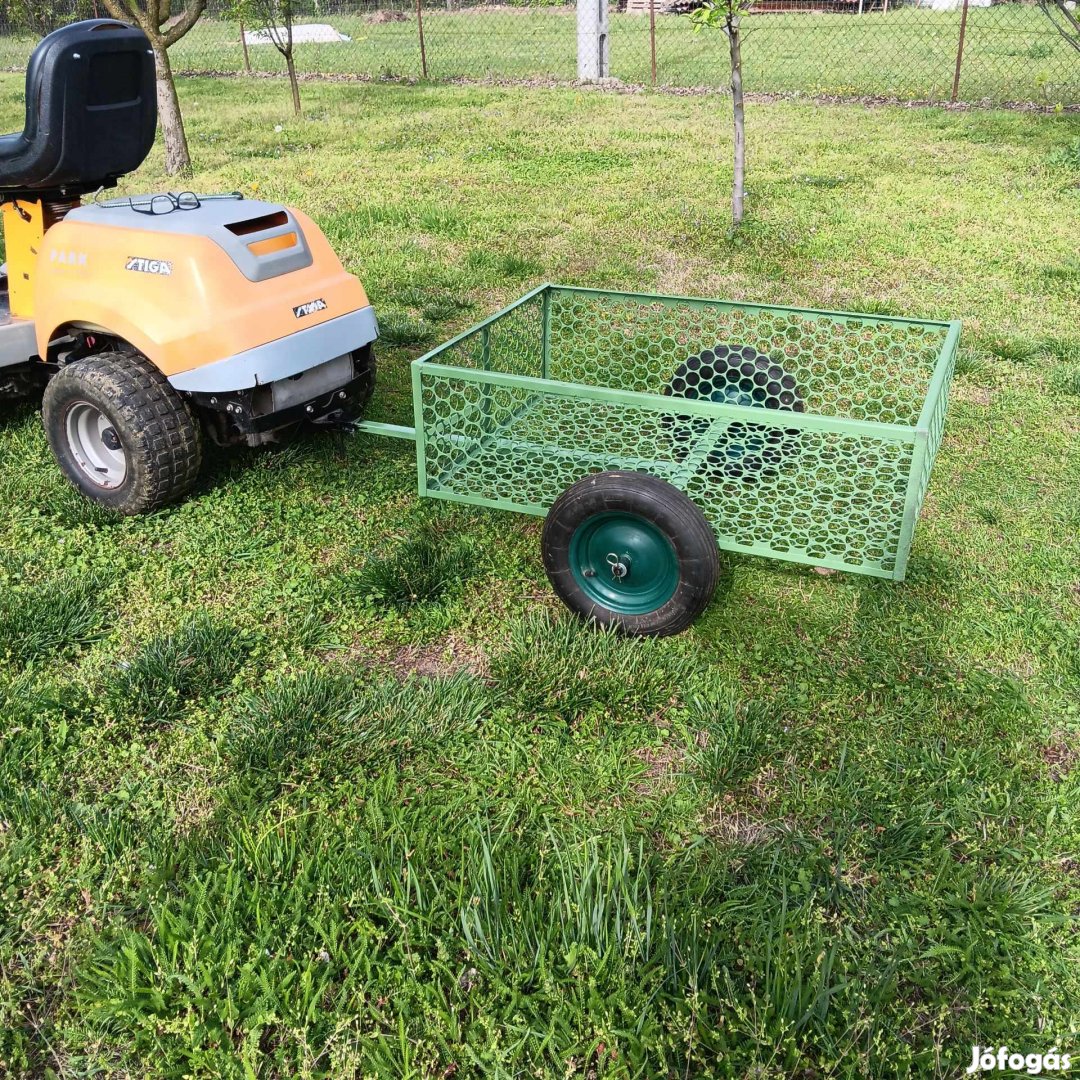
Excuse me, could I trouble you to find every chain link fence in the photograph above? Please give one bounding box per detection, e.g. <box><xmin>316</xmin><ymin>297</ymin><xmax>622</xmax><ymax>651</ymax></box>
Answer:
<box><xmin>0</xmin><ymin>0</ymin><xmax>1076</xmax><ymax>103</ymax></box>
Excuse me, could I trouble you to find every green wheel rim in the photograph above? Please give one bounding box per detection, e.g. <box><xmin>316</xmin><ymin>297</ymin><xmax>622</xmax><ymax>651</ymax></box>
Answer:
<box><xmin>569</xmin><ymin>511</ymin><xmax>680</xmax><ymax>615</ymax></box>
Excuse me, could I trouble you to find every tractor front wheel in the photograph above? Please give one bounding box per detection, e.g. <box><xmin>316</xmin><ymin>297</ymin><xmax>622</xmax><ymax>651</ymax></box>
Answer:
<box><xmin>542</xmin><ymin>471</ymin><xmax>720</xmax><ymax>637</ymax></box>
<box><xmin>42</xmin><ymin>350</ymin><xmax>202</xmax><ymax>515</ymax></box>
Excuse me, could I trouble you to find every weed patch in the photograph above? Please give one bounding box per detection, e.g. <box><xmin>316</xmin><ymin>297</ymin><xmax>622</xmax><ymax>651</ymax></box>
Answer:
<box><xmin>225</xmin><ymin>669</ymin><xmax>490</xmax><ymax>793</ymax></box>
<box><xmin>375</xmin><ymin>309</ymin><xmax>437</xmax><ymax>348</ymax></box>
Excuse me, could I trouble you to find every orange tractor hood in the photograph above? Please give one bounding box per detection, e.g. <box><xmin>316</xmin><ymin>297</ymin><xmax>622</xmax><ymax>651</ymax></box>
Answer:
<box><xmin>34</xmin><ymin>196</ymin><xmax>371</xmax><ymax>381</ymax></box>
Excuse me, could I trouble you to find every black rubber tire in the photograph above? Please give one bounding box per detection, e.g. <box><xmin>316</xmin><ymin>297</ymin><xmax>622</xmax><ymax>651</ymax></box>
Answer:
<box><xmin>346</xmin><ymin>342</ymin><xmax>377</xmax><ymax>418</ymax></box>
<box><xmin>664</xmin><ymin>343</ymin><xmax>805</xmax><ymax>483</ymax></box>
<box><xmin>668</xmin><ymin>343</ymin><xmax>804</xmax><ymax>414</ymax></box>
<box><xmin>352</xmin><ymin>345</ymin><xmax>378</xmax><ymax>412</ymax></box>
<box><xmin>42</xmin><ymin>350</ymin><xmax>203</xmax><ymax>515</ymax></box>
<box><xmin>541</xmin><ymin>470</ymin><xmax>720</xmax><ymax>637</ymax></box>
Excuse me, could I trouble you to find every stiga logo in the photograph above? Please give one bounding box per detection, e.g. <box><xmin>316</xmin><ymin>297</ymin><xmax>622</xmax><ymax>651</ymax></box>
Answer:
<box><xmin>293</xmin><ymin>298</ymin><xmax>327</xmax><ymax>319</ymax></box>
<box><xmin>125</xmin><ymin>256</ymin><xmax>172</xmax><ymax>276</ymax></box>
<box><xmin>966</xmin><ymin>1046</ymin><xmax>1071</xmax><ymax>1075</ymax></box>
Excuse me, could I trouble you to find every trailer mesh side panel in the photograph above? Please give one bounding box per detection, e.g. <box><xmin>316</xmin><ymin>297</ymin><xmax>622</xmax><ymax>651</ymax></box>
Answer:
<box><xmin>414</xmin><ymin>286</ymin><xmax>956</xmax><ymax>579</ymax></box>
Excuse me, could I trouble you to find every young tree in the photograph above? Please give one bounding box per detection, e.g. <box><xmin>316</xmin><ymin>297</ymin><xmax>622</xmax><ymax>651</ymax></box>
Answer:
<box><xmin>687</xmin><ymin>0</ymin><xmax>753</xmax><ymax>229</ymax></box>
<box><xmin>97</xmin><ymin>0</ymin><xmax>207</xmax><ymax>176</ymax></box>
<box><xmin>239</xmin><ymin>20</ymin><xmax>253</xmax><ymax>73</ymax></box>
<box><xmin>235</xmin><ymin>0</ymin><xmax>302</xmax><ymax>115</ymax></box>
<box><xmin>1038</xmin><ymin>0</ymin><xmax>1080</xmax><ymax>53</ymax></box>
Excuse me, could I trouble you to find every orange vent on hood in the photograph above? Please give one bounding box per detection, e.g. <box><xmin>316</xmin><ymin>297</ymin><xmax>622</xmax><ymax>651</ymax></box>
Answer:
<box><xmin>248</xmin><ymin>232</ymin><xmax>298</xmax><ymax>256</ymax></box>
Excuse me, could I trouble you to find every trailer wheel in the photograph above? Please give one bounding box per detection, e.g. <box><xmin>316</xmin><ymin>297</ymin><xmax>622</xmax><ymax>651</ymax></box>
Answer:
<box><xmin>542</xmin><ymin>471</ymin><xmax>719</xmax><ymax>637</ymax></box>
<box><xmin>42</xmin><ymin>350</ymin><xmax>202</xmax><ymax>515</ymax></box>
<box><xmin>665</xmin><ymin>343</ymin><xmax>804</xmax><ymax>481</ymax></box>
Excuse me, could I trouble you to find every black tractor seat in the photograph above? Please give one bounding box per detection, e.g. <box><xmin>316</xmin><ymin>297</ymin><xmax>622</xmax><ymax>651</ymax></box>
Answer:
<box><xmin>0</xmin><ymin>20</ymin><xmax>157</xmax><ymax>200</ymax></box>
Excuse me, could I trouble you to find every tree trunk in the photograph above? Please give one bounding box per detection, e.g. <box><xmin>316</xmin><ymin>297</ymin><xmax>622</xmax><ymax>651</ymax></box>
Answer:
<box><xmin>285</xmin><ymin>50</ymin><xmax>302</xmax><ymax>115</ymax></box>
<box><xmin>727</xmin><ymin>14</ymin><xmax>745</xmax><ymax>228</ymax></box>
<box><xmin>152</xmin><ymin>41</ymin><xmax>193</xmax><ymax>176</ymax></box>
<box><xmin>240</xmin><ymin>21</ymin><xmax>253</xmax><ymax>74</ymax></box>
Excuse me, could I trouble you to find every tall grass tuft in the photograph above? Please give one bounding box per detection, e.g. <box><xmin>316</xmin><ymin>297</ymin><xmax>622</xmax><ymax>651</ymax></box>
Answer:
<box><xmin>953</xmin><ymin>345</ymin><xmax>991</xmax><ymax>381</ymax></box>
<box><xmin>226</xmin><ymin>670</ymin><xmax>489</xmax><ymax>793</ymax></box>
<box><xmin>376</xmin><ymin>310</ymin><xmax>437</xmax><ymax>348</ymax></box>
<box><xmin>979</xmin><ymin>334</ymin><xmax>1041</xmax><ymax>364</ymax></box>
<box><xmin>0</xmin><ymin>570</ymin><xmax>114</xmax><ymax>664</ymax></box>
<box><xmin>107</xmin><ymin>616</ymin><xmax>250</xmax><ymax>723</ymax></box>
<box><xmin>347</xmin><ymin>530</ymin><xmax>481</xmax><ymax>610</ymax></box>
<box><xmin>463</xmin><ymin>249</ymin><xmax>542</xmax><ymax>280</ymax></box>
<box><xmin>490</xmin><ymin>610</ymin><xmax>700</xmax><ymax>724</ymax></box>
<box><xmin>1051</xmin><ymin>366</ymin><xmax>1080</xmax><ymax>397</ymax></box>
<box><xmin>685</xmin><ymin>687</ymin><xmax>782</xmax><ymax>790</ymax></box>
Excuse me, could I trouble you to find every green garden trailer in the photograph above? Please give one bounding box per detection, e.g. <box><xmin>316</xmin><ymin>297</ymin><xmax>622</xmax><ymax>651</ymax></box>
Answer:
<box><xmin>353</xmin><ymin>284</ymin><xmax>959</xmax><ymax>636</ymax></box>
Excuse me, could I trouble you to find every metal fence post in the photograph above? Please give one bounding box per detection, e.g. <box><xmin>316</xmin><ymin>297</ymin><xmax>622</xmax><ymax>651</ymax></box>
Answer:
<box><xmin>577</xmin><ymin>0</ymin><xmax>609</xmax><ymax>81</ymax></box>
<box><xmin>950</xmin><ymin>0</ymin><xmax>970</xmax><ymax>103</ymax></box>
<box><xmin>649</xmin><ymin>0</ymin><xmax>657</xmax><ymax>85</ymax></box>
<box><xmin>417</xmin><ymin>0</ymin><xmax>429</xmax><ymax>79</ymax></box>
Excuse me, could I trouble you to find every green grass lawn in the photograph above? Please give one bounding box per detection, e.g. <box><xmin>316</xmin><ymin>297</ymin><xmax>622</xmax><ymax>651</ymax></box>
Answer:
<box><xmin>0</xmin><ymin>4</ymin><xmax>1077</xmax><ymax>103</ymax></box>
<box><xmin>1</xmin><ymin>76</ymin><xmax>1079</xmax><ymax>1077</ymax></box>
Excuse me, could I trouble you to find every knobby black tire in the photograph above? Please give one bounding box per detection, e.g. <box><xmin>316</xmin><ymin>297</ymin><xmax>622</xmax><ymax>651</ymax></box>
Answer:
<box><xmin>542</xmin><ymin>470</ymin><xmax>720</xmax><ymax>637</ymax></box>
<box><xmin>42</xmin><ymin>350</ymin><xmax>203</xmax><ymax>515</ymax></box>
<box><xmin>350</xmin><ymin>343</ymin><xmax>377</xmax><ymax>417</ymax></box>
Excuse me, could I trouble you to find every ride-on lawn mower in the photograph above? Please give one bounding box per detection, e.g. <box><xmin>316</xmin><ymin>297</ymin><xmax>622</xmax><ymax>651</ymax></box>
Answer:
<box><xmin>0</xmin><ymin>19</ymin><xmax>377</xmax><ymax>513</ymax></box>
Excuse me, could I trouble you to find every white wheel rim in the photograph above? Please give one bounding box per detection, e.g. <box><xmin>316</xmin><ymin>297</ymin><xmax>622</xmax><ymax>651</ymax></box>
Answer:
<box><xmin>64</xmin><ymin>401</ymin><xmax>128</xmax><ymax>488</ymax></box>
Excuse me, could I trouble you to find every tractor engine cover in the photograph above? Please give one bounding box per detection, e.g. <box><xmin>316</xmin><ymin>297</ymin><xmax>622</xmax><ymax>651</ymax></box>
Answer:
<box><xmin>32</xmin><ymin>193</ymin><xmax>377</xmax><ymax>399</ymax></box>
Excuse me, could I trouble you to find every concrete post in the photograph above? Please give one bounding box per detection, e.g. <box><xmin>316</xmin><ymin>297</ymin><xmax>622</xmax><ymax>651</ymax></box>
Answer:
<box><xmin>577</xmin><ymin>0</ymin><xmax>609</xmax><ymax>81</ymax></box>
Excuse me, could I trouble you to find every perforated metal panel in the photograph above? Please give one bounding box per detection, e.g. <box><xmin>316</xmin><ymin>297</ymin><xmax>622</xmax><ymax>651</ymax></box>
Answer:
<box><xmin>412</xmin><ymin>285</ymin><xmax>958</xmax><ymax>580</ymax></box>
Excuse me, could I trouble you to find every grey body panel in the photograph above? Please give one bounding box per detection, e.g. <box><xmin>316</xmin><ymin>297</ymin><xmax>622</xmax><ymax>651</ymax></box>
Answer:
<box><xmin>66</xmin><ymin>196</ymin><xmax>313</xmax><ymax>282</ymax></box>
<box><xmin>168</xmin><ymin>305</ymin><xmax>378</xmax><ymax>393</ymax></box>
<box><xmin>0</xmin><ymin>293</ymin><xmax>36</xmax><ymax>368</ymax></box>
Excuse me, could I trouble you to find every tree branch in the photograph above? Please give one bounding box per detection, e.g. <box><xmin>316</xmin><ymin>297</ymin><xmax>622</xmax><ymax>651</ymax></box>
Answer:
<box><xmin>99</xmin><ymin>0</ymin><xmax>151</xmax><ymax>33</ymax></box>
<box><xmin>1038</xmin><ymin>0</ymin><xmax>1080</xmax><ymax>52</ymax></box>
<box><xmin>249</xmin><ymin>1</ymin><xmax>290</xmax><ymax>57</ymax></box>
<box><xmin>162</xmin><ymin>0</ymin><xmax>206</xmax><ymax>45</ymax></box>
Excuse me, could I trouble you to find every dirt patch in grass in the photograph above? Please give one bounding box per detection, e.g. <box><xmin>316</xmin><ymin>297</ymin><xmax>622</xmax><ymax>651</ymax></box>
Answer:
<box><xmin>172</xmin><ymin>771</ymin><xmax>221</xmax><ymax>835</ymax></box>
<box><xmin>389</xmin><ymin>633</ymin><xmax>490</xmax><ymax>680</ymax></box>
<box><xmin>363</xmin><ymin>9</ymin><xmax>409</xmax><ymax>22</ymax></box>
<box><xmin>699</xmin><ymin>763</ymin><xmax>784</xmax><ymax>845</ymax></box>
<box><xmin>701</xmin><ymin>801</ymin><xmax>771</xmax><ymax>846</ymax></box>
<box><xmin>952</xmin><ymin>384</ymin><xmax>994</xmax><ymax>407</ymax></box>
<box><xmin>1042</xmin><ymin>734</ymin><xmax>1078</xmax><ymax>782</ymax></box>
<box><xmin>632</xmin><ymin>742</ymin><xmax>685</xmax><ymax>795</ymax></box>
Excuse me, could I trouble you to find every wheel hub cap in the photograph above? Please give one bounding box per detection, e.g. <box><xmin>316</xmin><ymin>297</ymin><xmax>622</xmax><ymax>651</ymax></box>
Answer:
<box><xmin>570</xmin><ymin>512</ymin><xmax>679</xmax><ymax>615</ymax></box>
<box><xmin>65</xmin><ymin>401</ymin><xmax>128</xmax><ymax>488</ymax></box>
